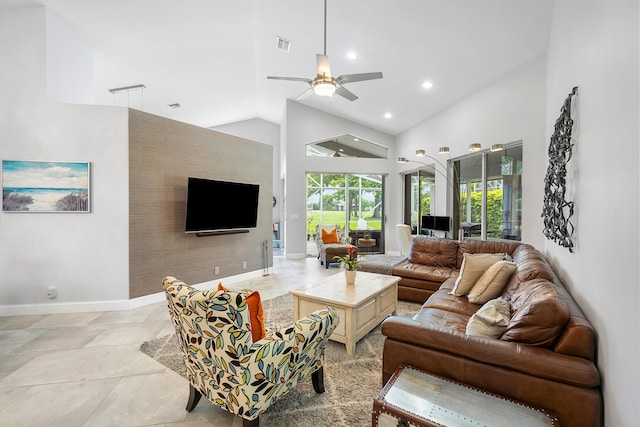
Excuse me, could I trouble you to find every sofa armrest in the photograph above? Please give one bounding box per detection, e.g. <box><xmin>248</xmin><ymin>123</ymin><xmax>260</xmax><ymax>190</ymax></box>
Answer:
<box><xmin>381</xmin><ymin>316</ymin><xmax>600</xmax><ymax>388</ymax></box>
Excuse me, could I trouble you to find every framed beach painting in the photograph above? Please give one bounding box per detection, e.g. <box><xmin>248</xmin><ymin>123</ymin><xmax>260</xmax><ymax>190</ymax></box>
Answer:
<box><xmin>2</xmin><ymin>160</ymin><xmax>90</xmax><ymax>212</ymax></box>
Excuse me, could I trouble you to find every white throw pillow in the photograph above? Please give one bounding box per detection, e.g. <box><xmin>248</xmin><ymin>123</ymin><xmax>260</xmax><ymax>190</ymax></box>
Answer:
<box><xmin>466</xmin><ymin>297</ymin><xmax>511</xmax><ymax>338</ymax></box>
<box><xmin>450</xmin><ymin>253</ymin><xmax>505</xmax><ymax>296</ymax></box>
<box><xmin>468</xmin><ymin>260</ymin><xmax>517</xmax><ymax>304</ymax></box>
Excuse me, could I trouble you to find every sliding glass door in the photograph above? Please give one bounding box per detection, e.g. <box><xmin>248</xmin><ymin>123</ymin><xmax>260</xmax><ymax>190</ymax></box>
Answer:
<box><xmin>307</xmin><ymin>173</ymin><xmax>385</xmax><ymax>254</ymax></box>
<box><xmin>402</xmin><ymin>170</ymin><xmax>435</xmax><ymax>234</ymax></box>
<box><xmin>453</xmin><ymin>143</ymin><xmax>522</xmax><ymax>240</ymax></box>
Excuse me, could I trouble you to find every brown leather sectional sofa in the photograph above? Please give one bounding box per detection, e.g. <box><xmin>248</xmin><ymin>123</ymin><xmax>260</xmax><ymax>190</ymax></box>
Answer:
<box><xmin>377</xmin><ymin>237</ymin><xmax>602</xmax><ymax>427</ymax></box>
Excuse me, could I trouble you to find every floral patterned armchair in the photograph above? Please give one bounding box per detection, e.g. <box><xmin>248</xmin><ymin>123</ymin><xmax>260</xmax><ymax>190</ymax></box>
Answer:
<box><xmin>162</xmin><ymin>276</ymin><xmax>339</xmax><ymax>427</ymax></box>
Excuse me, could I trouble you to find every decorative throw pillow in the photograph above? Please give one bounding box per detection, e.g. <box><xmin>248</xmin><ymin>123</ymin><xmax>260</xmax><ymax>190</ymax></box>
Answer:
<box><xmin>450</xmin><ymin>253</ymin><xmax>505</xmax><ymax>296</ymax></box>
<box><xmin>321</xmin><ymin>228</ymin><xmax>339</xmax><ymax>244</ymax></box>
<box><xmin>468</xmin><ymin>260</ymin><xmax>517</xmax><ymax>304</ymax></box>
<box><xmin>466</xmin><ymin>297</ymin><xmax>511</xmax><ymax>338</ymax></box>
<box><xmin>217</xmin><ymin>283</ymin><xmax>266</xmax><ymax>342</ymax></box>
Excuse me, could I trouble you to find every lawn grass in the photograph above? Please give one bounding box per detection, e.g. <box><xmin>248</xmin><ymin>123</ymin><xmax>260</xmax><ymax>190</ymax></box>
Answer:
<box><xmin>307</xmin><ymin>210</ymin><xmax>381</xmax><ymax>235</ymax></box>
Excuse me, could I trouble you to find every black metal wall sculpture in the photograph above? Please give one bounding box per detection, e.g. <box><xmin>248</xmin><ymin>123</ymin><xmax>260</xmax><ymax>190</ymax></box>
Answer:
<box><xmin>542</xmin><ymin>86</ymin><xmax>578</xmax><ymax>253</ymax></box>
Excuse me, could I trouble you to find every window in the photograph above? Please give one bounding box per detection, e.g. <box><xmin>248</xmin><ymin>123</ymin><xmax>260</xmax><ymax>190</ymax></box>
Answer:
<box><xmin>307</xmin><ymin>173</ymin><xmax>385</xmax><ymax>254</ymax></box>
<box><xmin>305</xmin><ymin>134</ymin><xmax>388</xmax><ymax>158</ymax></box>
<box><xmin>402</xmin><ymin>170</ymin><xmax>435</xmax><ymax>234</ymax></box>
<box><xmin>453</xmin><ymin>143</ymin><xmax>522</xmax><ymax>240</ymax></box>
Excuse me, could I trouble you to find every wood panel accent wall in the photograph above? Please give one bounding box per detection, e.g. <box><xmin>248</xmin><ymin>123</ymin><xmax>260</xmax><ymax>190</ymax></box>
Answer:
<box><xmin>128</xmin><ymin>110</ymin><xmax>273</xmax><ymax>298</ymax></box>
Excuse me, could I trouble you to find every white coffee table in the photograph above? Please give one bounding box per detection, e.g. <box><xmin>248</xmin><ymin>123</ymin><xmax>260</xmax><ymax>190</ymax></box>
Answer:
<box><xmin>289</xmin><ymin>271</ymin><xmax>399</xmax><ymax>355</ymax></box>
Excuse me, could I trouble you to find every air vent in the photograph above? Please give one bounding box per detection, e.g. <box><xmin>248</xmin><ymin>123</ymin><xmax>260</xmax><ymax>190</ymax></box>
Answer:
<box><xmin>276</xmin><ymin>36</ymin><xmax>291</xmax><ymax>52</ymax></box>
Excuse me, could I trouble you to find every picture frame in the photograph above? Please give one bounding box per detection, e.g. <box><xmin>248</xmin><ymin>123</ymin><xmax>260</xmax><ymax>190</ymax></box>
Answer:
<box><xmin>2</xmin><ymin>160</ymin><xmax>91</xmax><ymax>213</ymax></box>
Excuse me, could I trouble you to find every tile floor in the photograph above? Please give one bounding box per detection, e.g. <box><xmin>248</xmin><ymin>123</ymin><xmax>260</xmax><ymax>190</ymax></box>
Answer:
<box><xmin>0</xmin><ymin>255</ymin><xmax>338</xmax><ymax>427</ymax></box>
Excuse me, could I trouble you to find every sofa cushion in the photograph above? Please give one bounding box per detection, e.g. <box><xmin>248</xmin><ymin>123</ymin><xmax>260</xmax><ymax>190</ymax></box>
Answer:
<box><xmin>450</xmin><ymin>252</ymin><xmax>505</xmax><ymax>296</ymax></box>
<box><xmin>412</xmin><ymin>307</ymin><xmax>470</xmax><ymax>335</ymax></box>
<box><xmin>408</xmin><ymin>236</ymin><xmax>458</xmax><ymax>268</ymax></box>
<box><xmin>468</xmin><ymin>260</ymin><xmax>517</xmax><ymax>304</ymax></box>
<box><xmin>501</xmin><ymin>279</ymin><xmax>569</xmax><ymax>348</ymax></box>
<box><xmin>457</xmin><ymin>239</ymin><xmax>524</xmax><ymax>268</ymax></box>
<box><xmin>423</xmin><ymin>287</ymin><xmax>479</xmax><ymax>317</ymax></box>
<box><xmin>393</xmin><ymin>261</ymin><xmax>455</xmax><ymax>283</ymax></box>
<box><xmin>466</xmin><ymin>297</ymin><xmax>511</xmax><ymax>338</ymax></box>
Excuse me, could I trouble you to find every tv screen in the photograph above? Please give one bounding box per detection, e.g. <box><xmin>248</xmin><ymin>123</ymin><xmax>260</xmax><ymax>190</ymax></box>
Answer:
<box><xmin>185</xmin><ymin>177</ymin><xmax>259</xmax><ymax>233</ymax></box>
<box><xmin>421</xmin><ymin>215</ymin><xmax>450</xmax><ymax>231</ymax></box>
<box><xmin>421</xmin><ymin>215</ymin><xmax>435</xmax><ymax>229</ymax></box>
<box><xmin>434</xmin><ymin>216</ymin><xmax>450</xmax><ymax>231</ymax></box>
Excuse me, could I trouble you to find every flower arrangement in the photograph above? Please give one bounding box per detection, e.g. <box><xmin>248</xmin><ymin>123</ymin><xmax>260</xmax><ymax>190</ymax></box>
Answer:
<box><xmin>334</xmin><ymin>245</ymin><xmax>362</xmax><ymax>271</ymax></box>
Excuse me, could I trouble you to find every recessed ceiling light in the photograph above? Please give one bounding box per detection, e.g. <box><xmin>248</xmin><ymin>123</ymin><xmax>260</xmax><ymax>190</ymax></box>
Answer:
<box><xmin>347</xmin><ymin>51</ymin><xmax>357</xmax><ymax>60</ymax></box>
<box><xmin>422</xmin><ymin>81</ymin><xmax>433</xmax><ymax>89</ymax></box>
<box><xmin>354</xmin><ymin>138</ymin><xmax>359</xmax><ymax>142</ymax></box>
<box><xmin>384</xmin><ymin>112</ymin><xmax>392</xmax><ymax>119</ymax></box>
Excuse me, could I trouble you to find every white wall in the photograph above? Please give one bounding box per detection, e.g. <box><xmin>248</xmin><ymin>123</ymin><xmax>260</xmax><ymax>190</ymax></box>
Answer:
<box><xmin>545</xmin><ymin>1</ymin><xmax>639</xmax><ymax>426</ymax></box>
<box><xmin>212</xmin><ymin>118</ymin><xmax>282</xmax><ymax>225</ymax></box>
<box><xmin>282</xmin><ymin>100</ymin><xmax>397</xmax><ymax>257</ymax></box>
<box><xmin>395</xmin><ymin>55</ymin><xmax>548</xmax><ymax>248</ymax></box>
<box><xmin>46</xmin><ymin>9</ymin><xmax>94</xmax><ymax>104</ymax></box>
<box><xmin>0</xmin><ymin>7</ymin><xmax>130</xmax><ymax>315</ymax></box>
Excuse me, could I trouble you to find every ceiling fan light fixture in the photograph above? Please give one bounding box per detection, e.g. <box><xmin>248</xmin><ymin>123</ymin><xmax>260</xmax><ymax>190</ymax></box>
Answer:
<box><xmin>313</xmin><ymin>80</ymin><xmax>336</xmax><ymax>97</ymax></box>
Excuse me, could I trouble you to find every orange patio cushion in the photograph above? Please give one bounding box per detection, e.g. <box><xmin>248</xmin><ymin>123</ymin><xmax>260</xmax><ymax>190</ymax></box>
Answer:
<box><xmin>217</xmin><ymin>283</ymin><xmax>266</xmax><ymax>342</ymax></box>
<box><xmin>322</xmin><ymin>228</ymin><xmax>339</xmax><ymax>244</ymax></box>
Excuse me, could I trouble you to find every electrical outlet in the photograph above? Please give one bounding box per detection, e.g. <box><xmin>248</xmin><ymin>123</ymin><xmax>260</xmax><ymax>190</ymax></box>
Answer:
<box><xmin>242</xmin><ymin>261</ymin><xmax>247</xmax><ymax>269</ymax></box>
<box><xmin>47</xmin><ymin>286</ymin><xmax>57</xmax><ymax>299</ymax></box>
<box><xmin>214</xmin><ymin>266</ymin><xmax>220</xmax><ymax>275</ymax></box>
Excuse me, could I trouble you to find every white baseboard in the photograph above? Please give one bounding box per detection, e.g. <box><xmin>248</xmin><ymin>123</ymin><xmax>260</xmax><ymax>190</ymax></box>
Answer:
<box><xmin>0</xmin><ymin>269</ymin><xmax>268</xmax><ymax>317</ymax></box>
<box><xmin>284</xmin><ymin>252</ymin><xmax>306</xmax><ymax>259</ymax></box>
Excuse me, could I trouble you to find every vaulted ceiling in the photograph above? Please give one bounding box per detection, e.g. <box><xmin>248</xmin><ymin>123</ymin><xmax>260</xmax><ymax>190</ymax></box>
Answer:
<box><xmin>0</xmin><ymin>0</ymin><xmax>554</xmax><ymax>135</ymax></box>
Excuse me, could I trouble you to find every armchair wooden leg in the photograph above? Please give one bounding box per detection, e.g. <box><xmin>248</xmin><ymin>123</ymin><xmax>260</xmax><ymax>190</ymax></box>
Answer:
<box><xmin>186</xmin><ymin>385</ymin><xmax>202</xmax><ymax>412</ymax></box>
<box><xmin>312</xmin><ymin>367</ymin><xmax>325</xmax><ymax>394</ymax></box>
<box><xmin>242</xmin><ymin>416</ymin><xmax>259</xmax><ymax>427</ymax></box>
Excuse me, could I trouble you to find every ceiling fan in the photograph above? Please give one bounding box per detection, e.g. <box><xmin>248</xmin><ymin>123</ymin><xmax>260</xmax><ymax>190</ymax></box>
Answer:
<box><xmin>267</xmin><ymin>0</ymin><xmax>383</xmax><ymax>102</ymax></box>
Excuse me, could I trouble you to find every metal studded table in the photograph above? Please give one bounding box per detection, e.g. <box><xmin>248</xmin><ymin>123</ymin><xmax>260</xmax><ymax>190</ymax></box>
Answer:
<box><xmin>372</xmin><ymin>365</ymin><xmax>559</xmax><ymax>427</ymax></box>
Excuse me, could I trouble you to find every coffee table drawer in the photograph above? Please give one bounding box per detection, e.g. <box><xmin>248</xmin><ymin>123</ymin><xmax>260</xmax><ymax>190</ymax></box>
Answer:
<box><xmin>378</xmin><ymin>287</ymin><xmax>396</xmax><ymax>314</ymax></box>
<box><xmin>356</xmin><ymin>298</ymin><xmax>376</xmax><ymax>330</ymax></box>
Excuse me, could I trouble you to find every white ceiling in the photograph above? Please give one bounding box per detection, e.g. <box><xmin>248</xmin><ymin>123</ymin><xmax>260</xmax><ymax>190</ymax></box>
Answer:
<box><xmin>1</xmin><ymin>0</ymin><xmax>554</xmax><ymax>136</ymax></box>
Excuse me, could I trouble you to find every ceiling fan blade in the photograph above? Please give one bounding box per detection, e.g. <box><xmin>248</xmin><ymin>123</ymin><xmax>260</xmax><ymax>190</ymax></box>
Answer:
<box><xmin>335</xmin><ymin>72</ymin><xmax>383</xmax><ymax>85</ymax></box>
<box><xmin>335</xmin><ymin>85</ymin><xmax>358</xmax><ymax>101</ymax></box>
<box><xmin>295</xmin><ymin>87</ymin><xmax>314</xmax><ymax>101</ymax></box>
<box><xmin>267</xmin><ymin>76</ymin><xmax>313</xmax><ymax>84</ymax></box>
<box><xmin>316</xmin><ymin>54</ymin><xmax>332</xmax><ymax>80</ymax></box>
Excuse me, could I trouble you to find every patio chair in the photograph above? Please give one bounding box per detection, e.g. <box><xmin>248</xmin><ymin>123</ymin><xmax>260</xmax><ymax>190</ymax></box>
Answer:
<box><xmin>314</xmin><ymin>224</ymin><xmax>355</xmax><ymax>268</ymax></box>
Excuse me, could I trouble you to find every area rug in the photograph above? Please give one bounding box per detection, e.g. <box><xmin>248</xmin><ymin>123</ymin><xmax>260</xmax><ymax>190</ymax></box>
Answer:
<box><xmin>140</xmin><ymin>293</ymin><xmax>421</xmax><ymax>426</ymax></box>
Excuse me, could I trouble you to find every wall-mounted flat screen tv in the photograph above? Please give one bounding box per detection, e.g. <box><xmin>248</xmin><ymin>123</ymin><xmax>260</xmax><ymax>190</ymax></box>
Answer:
<box><xmin>185</xmin><ymin>177</ymin><xmax>259</xmax><ymax>233</ymax></box>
